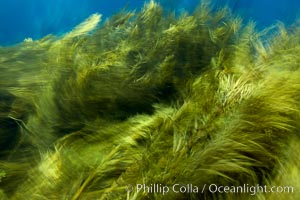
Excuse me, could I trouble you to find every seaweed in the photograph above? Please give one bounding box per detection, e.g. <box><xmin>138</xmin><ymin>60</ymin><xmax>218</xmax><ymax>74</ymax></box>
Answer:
<box><xmin>0</xmin><ymin>1</ymin><xmax>299</xmax><ymax>199</ymax></box>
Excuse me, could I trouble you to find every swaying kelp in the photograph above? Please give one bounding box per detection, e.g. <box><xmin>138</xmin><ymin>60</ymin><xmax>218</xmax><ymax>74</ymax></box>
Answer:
<box><xmin>0</xmin><ymin>1</ymin><xmax>299</xmax><ymax>199</ymax></box>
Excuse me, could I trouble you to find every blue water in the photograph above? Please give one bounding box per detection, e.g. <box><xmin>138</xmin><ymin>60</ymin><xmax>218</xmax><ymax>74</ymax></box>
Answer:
<box><xmin>0</xmin><ymin>0</ymin><xmax>299</xmax><ymax>45</ymax></box>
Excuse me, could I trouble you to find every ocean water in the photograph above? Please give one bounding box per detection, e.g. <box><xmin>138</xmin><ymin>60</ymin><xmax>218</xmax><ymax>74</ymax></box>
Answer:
<box><xmin>0</xmin><ymin>0</ymin><xmax>299</xmax><ymax>46</ymax></box>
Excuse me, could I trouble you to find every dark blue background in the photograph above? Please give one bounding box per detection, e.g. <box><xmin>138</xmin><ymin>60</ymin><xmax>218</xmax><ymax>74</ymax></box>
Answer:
<box><xmin>0</xmin><ymin>0</ymin><xmax>299</xmax><ymax>45</ymax></box>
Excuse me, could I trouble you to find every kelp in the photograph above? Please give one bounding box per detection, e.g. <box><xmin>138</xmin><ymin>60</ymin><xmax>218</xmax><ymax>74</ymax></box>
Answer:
<box><xmin>0</xmin><ymin>1</ymin><xmax>299</xmax><ymax>199</ymax></box>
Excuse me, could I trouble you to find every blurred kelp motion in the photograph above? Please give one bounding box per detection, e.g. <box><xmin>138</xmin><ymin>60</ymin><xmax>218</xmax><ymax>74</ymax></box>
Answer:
<box><xmin>0</xmin><ymin>1</ymin><xmax>300</xmax><ymax>199</ymax></box>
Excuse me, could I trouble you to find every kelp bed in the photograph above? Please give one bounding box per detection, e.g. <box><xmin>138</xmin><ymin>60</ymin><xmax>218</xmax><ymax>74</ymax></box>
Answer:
<box><xmin>0</xmin><ymin>1</ymin><xmax>299</xmax><ymax>199</ymax></box>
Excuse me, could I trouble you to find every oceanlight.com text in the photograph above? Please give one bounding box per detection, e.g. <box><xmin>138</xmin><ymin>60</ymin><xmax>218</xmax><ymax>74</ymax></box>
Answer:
<box><xmin>208</xmin><ymin>184</ymin><xmax>294</xmax><ymax>195</ymax></box>
<box><xmin>126</xmin><ymin>183</ymin><xmax>294</xmax><ymax>195</ymax></box>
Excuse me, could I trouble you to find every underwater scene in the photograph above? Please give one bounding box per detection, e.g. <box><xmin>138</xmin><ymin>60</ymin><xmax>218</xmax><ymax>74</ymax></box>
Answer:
<box><xmin>0</xmin><ymin>0</ymin><xmax>300</xmax><ymax>199</ymax></box>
